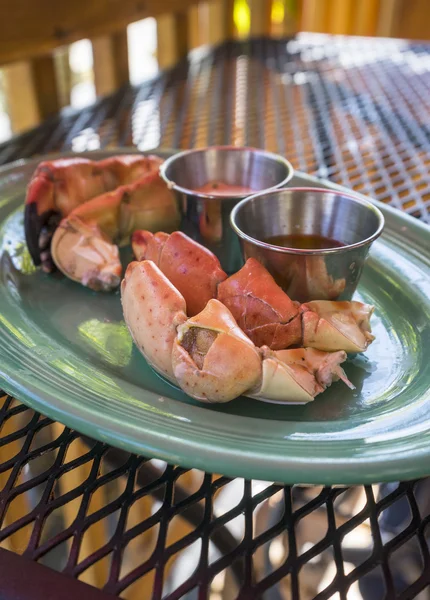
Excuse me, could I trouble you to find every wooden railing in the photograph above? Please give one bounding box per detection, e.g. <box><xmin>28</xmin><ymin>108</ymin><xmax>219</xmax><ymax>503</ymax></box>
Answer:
<box><xmin>0</xmin><ymin>0</ymin><xmax>428</xmax><ymax>136</ymax></box>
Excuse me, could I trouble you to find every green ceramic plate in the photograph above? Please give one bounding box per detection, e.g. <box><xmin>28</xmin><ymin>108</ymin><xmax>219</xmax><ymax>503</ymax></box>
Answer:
<box><xmin>0</xmin><ymin>149</ymin><xmax>429</xmax><ymax>485</ymax></box>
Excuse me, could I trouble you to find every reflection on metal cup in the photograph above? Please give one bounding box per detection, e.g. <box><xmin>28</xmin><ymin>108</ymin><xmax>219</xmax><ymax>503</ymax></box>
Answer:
<box><xmin>199</xmin><ymin>199</ymin><xmax>223</xmax><ymax>243</ymax></box>
<box><xmin>160</xmin><ymin>146</ymin><xmax>294</xmax><ymax>273</ymax></box>
<box><xmin>230</xmin><ymin>187</ymin><xmax>385</xmax><ymax>302</ymax></box>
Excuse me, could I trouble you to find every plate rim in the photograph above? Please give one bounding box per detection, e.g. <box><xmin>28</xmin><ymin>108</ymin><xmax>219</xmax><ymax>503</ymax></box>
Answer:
<box><xmin>0</xmin><ymin>148</ymin><xmax>429</xmax><ymax>485</ymax></box>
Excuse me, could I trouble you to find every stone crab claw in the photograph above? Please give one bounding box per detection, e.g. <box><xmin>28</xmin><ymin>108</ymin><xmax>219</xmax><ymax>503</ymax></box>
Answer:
<box><xmin>51</xmin><ymin>171</ymin><xmax>179</xmax><ymax>291</ymax></box>
<box><xmin>131</xmin><ymin>230</ymin><xmax>227</xmax><ymax>316</ymax></box>
<box><xmin>121</xmin><ymin>261</ymin><xmax>358</xmax><ymax>404</ymax></box>
<box><xmin>217</xmin><ymin>257</ymin><xmax>302</xmax><ymax>350</ymax></box>
<box><xmin>172</xmin><ymin>299</ymin><xmax>262</xmax><ymax>403</ymax></box>
<box><xmin>250</xmin><ymin>346</ymin><xmax>353</xmax><ymax>404</ymax></box>
<box><xmin>121</xmin><ymin>260</ymin><xmax>187</xmax><ymax>383</ymax></box>
<box><xmin>218</xmin><ymin>258</ymin><xmax>374</xmax><ymax>354</ymax></box>
<box><xmin>24</xmin><ymin>154</ymin><xmax>163</xmax><ymax>272</ymax></box>
<box><xmin>301</xmin><ymin>300</ymin><xmax>375</xmax><ymax>353</ymax></box>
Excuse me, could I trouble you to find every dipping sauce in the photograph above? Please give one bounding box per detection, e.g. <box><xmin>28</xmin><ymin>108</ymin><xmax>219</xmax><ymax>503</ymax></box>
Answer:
<box><xmin>195</xmin><ymin>181</ymin><xmax>255</xmax><ymax>196</ymax></box>
<box><xmin>265</xmin><ymin>233</ymin><xmax>346</xmax><ymax>250</ymax></box>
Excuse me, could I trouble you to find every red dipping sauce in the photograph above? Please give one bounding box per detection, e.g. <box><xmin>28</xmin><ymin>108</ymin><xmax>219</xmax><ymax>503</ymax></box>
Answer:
<box><xmin>195</xmin><ymin>181</ymin><xmax>255</xmax><ymax>196</ymax></box>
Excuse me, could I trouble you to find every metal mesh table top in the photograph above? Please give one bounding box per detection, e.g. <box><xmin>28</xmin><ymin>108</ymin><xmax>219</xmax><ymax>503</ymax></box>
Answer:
<box><xmin>0</xmin><ymin>34</ymin><xmax>429</xmax><ymax>599</ymax></box>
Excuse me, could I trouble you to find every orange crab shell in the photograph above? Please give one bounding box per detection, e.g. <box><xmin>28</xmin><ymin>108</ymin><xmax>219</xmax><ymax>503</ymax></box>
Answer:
<box><xmin>25</xmin><ymin>154</ymin><xmax>164</xmax><ymax>268</ymax></box>
<box><xmin>172</xmin><ymin>299</ymin><xmax>262</xmax><ymax>403</ymax></box>
<box><xmin>217</xmin><ymin>257</ymin><xmax>302</xmax><ymax>350</ymax></box>
<box><xmin>301</xmin><ymin>300</ymin><xmax>375</xmax><ymax>353</ymax></box>
<box><xmin>50</xmin><ymin>170</ymin><xmax>179</xmax><ymax>289</ymax></box>
<box><xmin>120</xmin><ymin>260</ymin><xmax>356</xmax><ymax>404</ymax></box>
<box><xmin>131</xmin><ymin>230</ymin><xmax>228</xmax><ymax>317</ymax></box>
<box><xmin>121</xmin><ymin>260</ymin><xmax>187</xmax><ymax>383</ymax></box>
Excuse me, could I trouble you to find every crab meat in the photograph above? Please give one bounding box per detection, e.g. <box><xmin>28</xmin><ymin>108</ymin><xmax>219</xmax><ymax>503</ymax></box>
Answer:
<box><xmin>51</xmin><ymin>172</ymin><xmax>179</xmax><ymax>291</ymax></box>
<box><xmin>131</xmin><ymin>230</ymin><xmax>227</xmax><ymax>315</ymax></box>
<box><xmin>121</xmin><ymin>260</ymin><xmax>187</xmax><ymax>383</ymax></box>
<box><xmin>301</xmin><ymin>301</ymin><xmax>375</xmax><ymax>352</ymax></box>
<box><xmin>25</xmin><ymin>154</ymin><xmax>163</xmax><ymax>271</ymax></box>
<box><xmin>172</xmin><ymin>299</ymin><xmax>262</xmax><ymax>403</ymax></box>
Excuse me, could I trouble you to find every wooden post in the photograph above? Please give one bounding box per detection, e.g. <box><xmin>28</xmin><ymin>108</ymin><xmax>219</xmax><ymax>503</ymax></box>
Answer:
<box><xmin>112</xmin><ymin>30</ymin><xmax>130</xmax><ymax>86</ymax></box>
<box><xmin>284</xmin><ymin>0</ymin><xmax>300</xmax><ymax>36</ymax></box>
<box><xmin>156</xmin><ymin>12</ymin><xmax>190</xmax><ymax>70</ymax></box>
<box><xmin>4</xmin><ymin>54</ymin><xmax>61</xmax><ymax>133</ymax></box>
<box><xmin>328</xmin><ymin>0</ymin><xmax>353</xmax><ymax>35</ymax></box>
<box><xmin>250</xmin><ymin>0</ymin><xmax>273</xmax><ymax>36</ymax></box>
<box><xmin>223</xmin><ymin>0</ymin><xmax>236</xmax><ymax>39</ymax></box>
<box><xmin>3</xmin><ymin>62</ymin><xmax>40</xmax><ymax>133</ymax></box>
<box><xmin>353</xmin><ymin>0</ymin><xmax>381</xmax><ymax>36</ymax></box>
<box><xmin>92</xmin><ymin>30</ymin><xmax>129</xmax><ymax>98</ymax></box>
<box><xmin>31</xmin><ymin>55</ymin><xmax>61</xmax><ymax>118</ymax></box>
<box><xmin>54</xmin><ymin>46</ymin><xmax>72</xmax><ymax>108</ymax></box>
<box><xmin>200</xmin><ymin>0</ymin><xmax>236</xmax><ymax>44</ymax></box>
<box><xmin>376</xmin><ymin>0</ymin><xmax>401</xmax><ymax>37</ymax></box>
<box><xmin>299</xmin><ymin>0</ymin><xmax>330</xmax><ymax>33</ymax></box>
<box><xmin>205</xmin><ymin>1</ymin><xmax>228</xmax><ymax>45</ymax></box>
<box><xmin>387</xmin><ymin>0</ymin><xmax>430</xmax><ymax>40</ymax></box>
<box><xmin>188</xmin><ymin>4</ymin><xmax>201</xmax><ymax>49</ymax></box>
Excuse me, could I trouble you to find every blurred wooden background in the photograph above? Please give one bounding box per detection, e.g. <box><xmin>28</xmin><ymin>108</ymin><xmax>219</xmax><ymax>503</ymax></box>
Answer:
<box><xmin>0</xmin><ymin>0</ymin><xmax>428</xmax><ymax>138</ymax></box>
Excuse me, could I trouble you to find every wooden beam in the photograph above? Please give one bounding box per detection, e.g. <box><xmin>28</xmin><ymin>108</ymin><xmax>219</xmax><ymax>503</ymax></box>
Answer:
<box><xmin>376</xmin><ymin>0</ymin><xmax>401</xmax><ymax>37</ymax></box>
<box><xmin>31</xmin><ymin>55</ymin><xmax>61</xmax><ymax>118</ymax></box>
<box><xmin>250</xmin><ymin>0</ymin><xmax>273</xmax><ymax>36</ymax></box>
<box><xmin>156</xmin><ymin>12</ymin><xmax>190</xmax><ymax>70</ymax></box>
<box><xmin>392</xmin><ymin>0</ymin><xmax>430</xmax><ymax>40</ymax></box>
<box><xmin>3</xmin><ymin>58</ymin><xmax>61</xmax><ymax>133</ymax></box>
<box><xmin>353</xmin><ymin>0</ymin><xmax>381</xmax><ymax>36</ymax></box>
<box><xmin>284</xmin><ymin>0</ymin><xmax>300</xmax><ymax>36</ymax></box>
<box><xmin>328</xmin><ymin>0</ymin><xmax>353</xmax><ymax>35</ymax></box>
<box><xmin>54</xmin><ymin>46</ymin><xmax>72</xmax><ymax>108</ymax></box>
<box><xmin>112</xmin><ymin>30</ymin><xmax>130</xmax><ymax>86</ymax></box>
<box><xmin>207</xmin><ymin>2</ymin><xmax>225</xmax><ymax>45</ymax></box>
<box><xmin>223</xmin><ymin>0</ymin><xmax>236</xmax><ymax>39</ymax></box>
<box><xmin>0</xmin><ymin>0</ymin><xmax>200</xmax><ymax>66</ymax></box>
<box><xmin>299</xmin><ymin>0</ymin><xmax>330</xmax><ymax>33</ymax></box>
<box><xmin>3</xmin><ymin>63</ymin><xmax>39</xmax><ymax>133</ymax></box>
<box><xmin>92</xmin><ymin>30</ymin><xmax>129</xmax><ymax>97</ymax></box>
<box><xmin>188</xmin><ymin>4</ymin><xmax>201</xmax><ymax>49</ymax></box>
<box><xmin>199</xmin><ymin>0</ymin><xmax>235</xmax><ymax>44</ymax></box>
<box><xmin>156</xmin><ymin>14</ymin><xmax>173</xmax><ymax>69</ymax></box>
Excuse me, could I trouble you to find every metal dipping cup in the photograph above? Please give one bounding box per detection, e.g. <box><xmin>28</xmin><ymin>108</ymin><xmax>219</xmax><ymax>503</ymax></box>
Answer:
<box><xmin>230</xmin><ymin>187</ymin><xmax>385</xmax><ymax>302</ymax></box>
<box><xmin>160</xmin><ymin>146</ymin><xmax>294</xmax><ymax>273</ymax></box>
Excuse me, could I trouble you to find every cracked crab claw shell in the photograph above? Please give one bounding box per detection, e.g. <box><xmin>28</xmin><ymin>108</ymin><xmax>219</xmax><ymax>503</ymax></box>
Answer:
<box><xmin>302</xmin><ymin>300</ymin><xmax>375</xmax><ymax>353</ymax></box>
<box><xmin>172</xmin><ymin>299</ymin><xmax>262</xmax><ymax>403</ymax></box>
<box><xmin>51</xmin><ymin>215</ymin><xmax>122</xmax><ymax>291</ymax></box>
<box><xmin>249</xmin><ymin>354</ymin><xmax>319</xmax><ymax>403</ymax></box>
<box><xmin>275</xmin><ymin>347</ymin><xmax>354</xmax><ymax>391</ymax></box>
<box><xmin>131</xmin><ymin>230</ymin><xmax>227</xmax><ymax>316</ymax></box>
<box><xmin>121</xmin><ymin>260</ymin><xmax>187</xmax><ymax>383</ymax></box>
<box><xmin>250</xmin><ymin>347</ymin><xmax>352</xmax><ymax>404</ymax></box>
<box><xmin>217</xmin><ymin>257</ymin><xmax>301</xmax><ymax>350</ymax></box>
